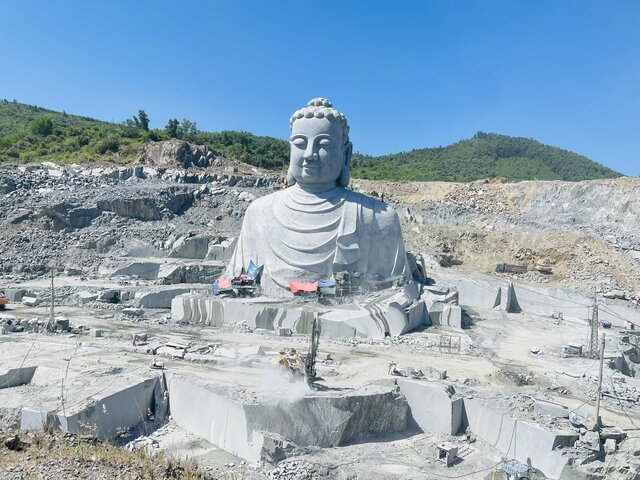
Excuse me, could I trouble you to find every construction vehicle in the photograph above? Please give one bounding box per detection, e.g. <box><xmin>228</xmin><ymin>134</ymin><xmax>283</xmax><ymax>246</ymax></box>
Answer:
<box><xmin>495</xmin><ymin>263</ymin><xmax>528</xmax><ymax>274</ymax></box>
<box><xmin>0</xmin><ymin>292</ymin><xmax>8</xmax><ymax>311</ymax></box>
<box><xmin>273</xmin><ymin>348</ymin><xmax>305</xmax><ymax>379</ymax></box>
<box><xmin>273</xmin><ymin>311</ymin><xmax>321</xmax><ymax>386</ymax></box>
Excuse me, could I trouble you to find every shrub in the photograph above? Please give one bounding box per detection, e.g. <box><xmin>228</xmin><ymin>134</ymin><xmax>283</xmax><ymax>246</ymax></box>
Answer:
<box><xmin>30</xmin><ymin>116</ymin><xmax>53</xmax><ymax>136</ymax></box>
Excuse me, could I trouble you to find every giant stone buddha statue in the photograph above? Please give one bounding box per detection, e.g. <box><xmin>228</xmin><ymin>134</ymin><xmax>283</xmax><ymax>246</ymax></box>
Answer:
<box><xmin>225</xmin><ymin>98</ymin><xmax>409</xmax><ymax>296</ymax></box>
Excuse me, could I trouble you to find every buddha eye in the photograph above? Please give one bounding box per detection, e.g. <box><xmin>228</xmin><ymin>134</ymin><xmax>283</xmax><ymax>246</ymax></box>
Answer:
<box><xmin>318</xmin><ymin>139</ymin><xmax>332</xmax><ymax>147</ymax></box>
<box><xmin>292</xmin><ymin>138</ymin><xmax>307</xmax><ymax>148</ymax></box>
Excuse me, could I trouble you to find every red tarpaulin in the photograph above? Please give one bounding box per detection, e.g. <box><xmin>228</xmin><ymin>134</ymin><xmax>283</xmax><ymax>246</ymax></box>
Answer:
<box><xmin>289</xmin><ymin>281</ymin><xmax>318</xmax><ymax>294</ymax></box>
<box><xmin>217</xmin><ymin>278</ymin><xmax>232</xmax><ymax>288</ymax></box>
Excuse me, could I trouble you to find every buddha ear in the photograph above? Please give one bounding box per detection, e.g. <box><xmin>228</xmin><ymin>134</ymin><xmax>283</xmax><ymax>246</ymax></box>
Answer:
<box><xmin>338</xmin><ymin>141</ymin><xmax>352</xmax><ymax>187</ymax></box>
<box><xmin>286</xmin><ymin>142</ymin><xmax>296</xmax><ymax>186</ymax></box>
<box><xmin>286</xmin><ymin>163</ymin><xmax>296</xmax><ymax>186</ymax></box>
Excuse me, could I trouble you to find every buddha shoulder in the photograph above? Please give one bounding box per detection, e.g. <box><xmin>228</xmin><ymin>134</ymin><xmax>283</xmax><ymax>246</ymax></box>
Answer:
<box><xmin>241</xmin><ymin>189</ymin><xmax>286</xmax><ymax>218</ymax></box>
<box><xmin>346</xmin><ymin>190</ymin><xmax>401</xmax><ymax>231</ymax></box>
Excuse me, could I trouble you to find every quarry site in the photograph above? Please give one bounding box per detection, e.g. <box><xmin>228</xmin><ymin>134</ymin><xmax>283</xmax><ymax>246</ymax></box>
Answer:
<box><xmin>1</xmin><ymin>139</ymin><xmax>640</xmax><ymax>480</ymax></box>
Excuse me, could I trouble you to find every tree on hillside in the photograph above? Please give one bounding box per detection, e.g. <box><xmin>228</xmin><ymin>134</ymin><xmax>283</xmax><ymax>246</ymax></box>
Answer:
<box><xmin>178</xmin><ymin>118</ymin><xmax>198</xmax><ymax>141</ymax></box>
<box><xmin>165</xmin><ymin>118</ymin><xmax>179</xmax><ymax>138</ymax></box>
<box><xmin>137</xmin><ymin>109</ymin><xmax>149</xmax><ymax>131</ymax></box>
<box><xmin>30</xmin><ymin>116</ymin><xmax>53</xmax><ymax>136</ymax></box>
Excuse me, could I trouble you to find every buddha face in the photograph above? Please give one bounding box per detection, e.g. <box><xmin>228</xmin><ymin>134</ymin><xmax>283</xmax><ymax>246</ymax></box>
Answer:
<box><xmin>289</xmin><ymin>116</ymin><xmax>350</xmax><ymax>188</ymax></box>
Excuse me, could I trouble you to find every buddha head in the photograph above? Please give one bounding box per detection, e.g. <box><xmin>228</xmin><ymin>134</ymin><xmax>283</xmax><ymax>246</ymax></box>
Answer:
<box><xmin>287</xmin><ymin>98</ymin><xmax>353</xmax><ymax>189</ymax></box>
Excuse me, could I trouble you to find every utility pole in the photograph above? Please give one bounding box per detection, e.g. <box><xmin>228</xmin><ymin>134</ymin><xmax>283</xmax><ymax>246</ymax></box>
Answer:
<box><xmin>48</xmin><ymin>266</ymin><xmax>55</xmax><ymax>332</ymax></box>
<box><xmin>588</xmin><ymin>295</ymin><xmax>599</xmax><ymax>358</ymax></box>
<box><xmin>595</xmin><ymin>333</ymin><xmax>606</xmax><ymax>428</ymax></box>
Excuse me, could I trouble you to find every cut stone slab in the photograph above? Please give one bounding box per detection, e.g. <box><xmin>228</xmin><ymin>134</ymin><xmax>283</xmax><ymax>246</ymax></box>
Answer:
<box><xmin>134</xmin><ymin>287</ymin><xmax>191</xmax><ymax>309</ymax></box>
<box><xmin>166</xmin><ymin>373</ymin><xmax>408</xmax><ymax>463</ymax></box>
<box><xmin>428</xmin><ymin>302</ymin><xmax>462</xmax><ymax>328</ymax></box>
<box><xmin>169</xmin><ymin>235</ymin><xmax>209</xmax><ymax>259</ymax></box>
<box><xmin>397</xmin><ymin>379</ymin><xmax>463</xmax><ymax>435</ymax></box>
<box><xmin>0</xmin><ymin>366</ymin><xmax>37</xmax><ymax>389</ymax></box>
<box><xmin>463</xmin><ymin>397</ymin><xmax>576</xmax><ymax>479</ymax></box>
<box><xmin>22</xmin><ymin>296</ymin><xmax>39</xmax><ymax>307</ymax></box>
<box><xmin>4</xmin><ymin>289</ymin><xmax>27</xmax><ymax>302</ymax></box>
<box><xmin>534</xmin><ymin>399</ymin><xmax>570</xmax><ymax>418</ymax></box>
<box><xmin>20</xmin><ymin>376</ymin><xmax>162</xmax><ymax>440</ymax></box>
<box><xmin>77</xmin><ymin>291</ymin><xmax>98</xmax><ymax>305</ymax></box>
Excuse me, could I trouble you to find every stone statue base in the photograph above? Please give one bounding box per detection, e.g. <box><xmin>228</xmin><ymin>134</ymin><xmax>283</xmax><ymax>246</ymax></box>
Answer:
<box><xmin>171</xmin><ymin>283</ymin><xmax>427</xmax><ymax>338</ymax></box>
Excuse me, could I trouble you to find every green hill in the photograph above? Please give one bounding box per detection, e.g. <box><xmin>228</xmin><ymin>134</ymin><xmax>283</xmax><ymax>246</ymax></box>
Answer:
<box><xmin>0</xmin><ymin>100</ymin><xmax>289</xmax><ymax>167</ymax></box>
<box><xmin>352</xmin><ymin>132</ymin><xmax>620</xmax><ymax>181</ymax></box>
<box><xmin>0</xmin><ymin>100</ymin><xmax>621</xmax><ymax>181</ymax></box>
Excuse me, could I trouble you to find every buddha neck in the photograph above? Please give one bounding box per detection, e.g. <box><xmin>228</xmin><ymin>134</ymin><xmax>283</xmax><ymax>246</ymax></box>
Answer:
<box><xmin>293</xmin><ymin>181</ymin><xmax>340</xmax><ymax>195</ymax></box>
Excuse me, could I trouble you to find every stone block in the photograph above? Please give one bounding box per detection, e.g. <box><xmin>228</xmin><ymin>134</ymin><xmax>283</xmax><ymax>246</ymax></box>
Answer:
<box><xmin>169</xmin><ymin>235</ymin><xmax>209</xmax><ymax>259</ymax></box>
<box><xmin>97</xmin><ymin>289</ymin><xmax>120</xmax><ymax>304</ymax></box>
<box><xmin>0</xmin><ymin>366</ymin><xmax>37</xmax><ymax>388</ymax></box>
<box><xmin>604</xmin><ymin>438</ymin><xmax>616</xmax><ymax>454</ymax></box>
<box><xmin>534</xmin><ymin>399</ymin><xmax>569</xmax><ymax>418</ymax></box>
<box><xmin>569</xmin><ymin>404</ymin><xmax>597</xmax><ymax>431</ymax></box>
<box><xmin>134</xmin><ymin>287</ymin><xmax>191</xmax><ymax>309</ymax></box>
<box><xmin>22</xmin><ymin>296</ymin><xmax>39</xmax><ymax>307</ymax></box>
<box><xmin>4</xmin><ymin>289</ymin><xmax>27</xmax><ymax>302</ymax></box>
<box><xmin>397</xmin><ymin>379</ymin><xmax>463</xmax><ymax>435</ymax></box>
<box><xmin>77</xmin><ymin>291</ymin><xmax>98</xmax><ymax>305</ymax></box>
<box><xmin>429</xmin><ymin>302</ymin><xmax>462</xmax><ymax>328</ymax></box>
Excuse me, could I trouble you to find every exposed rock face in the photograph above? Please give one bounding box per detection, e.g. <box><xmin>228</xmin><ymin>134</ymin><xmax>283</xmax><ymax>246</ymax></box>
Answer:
<box><xmin>96</xmin><ymin>191</ymin><xmax>193</xmax><ymax>221</ymax></box>
<box><xmin>137</xmin><ymin>140</ymin><xmax>217</xmax><ymax>168</ymax></box>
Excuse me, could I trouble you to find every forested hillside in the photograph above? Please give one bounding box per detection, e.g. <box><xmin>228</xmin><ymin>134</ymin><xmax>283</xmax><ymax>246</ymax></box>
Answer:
<box><xmin>351</xmin><ymin>132</ymin><xmax>620</xmax><ymax>181</ymax></box>
<box><xmin>0</xmin><ymin>100</ymin><xmax>620</xmax><ymax>181</ymax></box>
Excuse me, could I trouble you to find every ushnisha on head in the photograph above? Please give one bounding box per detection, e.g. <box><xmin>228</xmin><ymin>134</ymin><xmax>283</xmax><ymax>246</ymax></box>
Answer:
<box><xmin>286</xmin><ymin>98</ymin><xmax>353</xmax><ymax>189</ymax></box>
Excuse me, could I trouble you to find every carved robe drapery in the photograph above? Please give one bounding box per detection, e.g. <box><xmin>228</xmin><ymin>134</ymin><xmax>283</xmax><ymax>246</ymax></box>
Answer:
<box><xmin>225</xmin><ymin>184</ymin><xmax>408</xmax><ymax>296</ymax></box>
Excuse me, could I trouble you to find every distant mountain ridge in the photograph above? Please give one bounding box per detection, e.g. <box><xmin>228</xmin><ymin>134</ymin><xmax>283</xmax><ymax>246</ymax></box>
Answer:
<box><xmin>352</xmin><ymin>132</ymin><xmax>620</xmax><ymax>182</ymax></box>
<box><xmin>0</xmin><ymin>100</ymin><xmax>621</xmax><ymax>182</ymax></box>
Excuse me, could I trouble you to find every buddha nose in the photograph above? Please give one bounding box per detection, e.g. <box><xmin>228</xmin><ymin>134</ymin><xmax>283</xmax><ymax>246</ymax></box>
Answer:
<box><xmin>303</xmin><ymin>144</ymin><xmax>318</xmax><ymax>161</ymax></box>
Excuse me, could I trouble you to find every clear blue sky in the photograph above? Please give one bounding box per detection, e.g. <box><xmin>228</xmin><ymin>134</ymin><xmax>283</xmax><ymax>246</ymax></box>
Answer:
<box><xmin>1</xmin><ymin>0</ymin><xmax>638</xmax><ymax>175</ymax></box>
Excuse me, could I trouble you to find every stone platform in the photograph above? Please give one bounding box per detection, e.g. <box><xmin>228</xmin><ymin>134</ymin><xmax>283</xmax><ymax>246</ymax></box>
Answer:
<box><xmin>171</xmin><ymin>283</ymin><xmax>428</xmax><ymax>338</ymax></box>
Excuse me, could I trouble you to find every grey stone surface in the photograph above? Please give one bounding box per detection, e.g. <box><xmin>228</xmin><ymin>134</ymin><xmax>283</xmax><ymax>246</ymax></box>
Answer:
<box><xmin>534</xmin><ymin>399</ymin><xmax>570</xmax><ymax>418</ymax></box>
<box><xmin>569</xmin><ymin>404</ymin><xmax>597</xmax><ymax>431</ymax></box>
<box><xmin>172</xmin><ymin>285</ymin><xmax>426</xmax><ymax>338</ymax></box>
<box><xmin>134</xmin><ymin>287</ymin><xmax>191</xmax><ymax>309</ymax></box>
<box><xmin>22</xmin><ymin>296</ymin><xmax>39</xmax><ymax>307</ymax></box>
<box><xmin>225</xmin><ymin>98</ymin><xmax>409</xmax><ymax>297</ymax></box>
<box><xmin>428</xmin><ymin>302</ymin><xmax>462</xmax><ymax>328</ymax></box>
<box><xmin>0</xmin><ymin>366</ymin><xmax>37</xmax><ymax>389</ymax></box>
<box><xmin>166</xmin><ymin>373</ymin><xmax>408</xmax><ymax>463</ymax></box>
<box><xmin>397</xmin><ymin>379</ymin><xmax>463</xmax><ymax>435</ymax></box>
<box><xmin>4</xmin><ymin>288</ymin><xmax>27</xmax><ymax>302</ymax></box>
<box><xmin>169</xmin><ymin>235</ymin><xmax>209</xmax><ymax>259</ymax></box>
<box><xmin>77</xmin><ymin>291</ymin><xmax>98</xmax><ymax>305</ymax></box>
<box><xmin>463</xmin><ymin>397</ymin><xmax>573</xmax><ymax>479</ymax></box>
<box><xmin>21</xmin><ymin>377</ymin><xmax>161</xmax><ymax>440</ymax></box>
